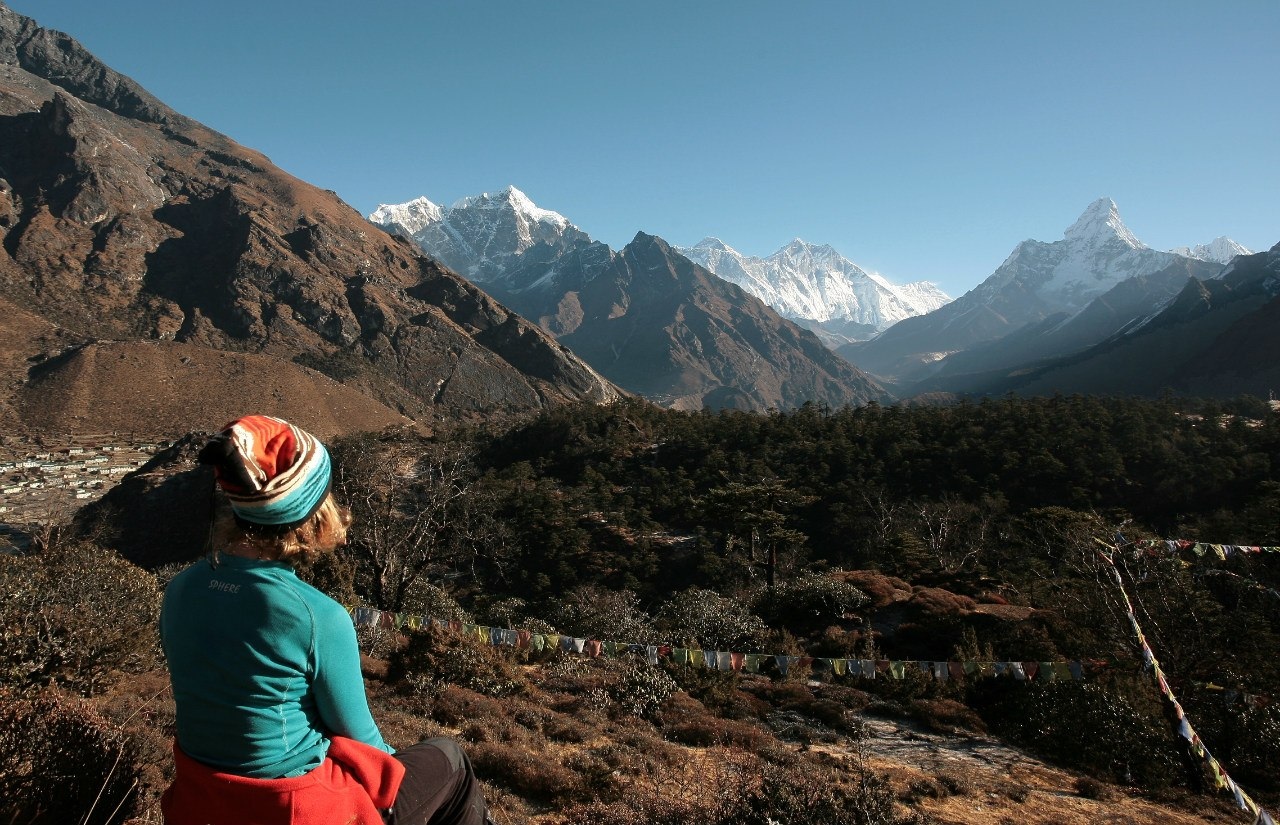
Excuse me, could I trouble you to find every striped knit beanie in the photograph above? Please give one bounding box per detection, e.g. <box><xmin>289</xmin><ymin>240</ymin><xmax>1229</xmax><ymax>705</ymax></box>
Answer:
<box><xmin>198</xmin><ymin>415</ymin><xmax>332</xmax><ymax>529</ymax></box>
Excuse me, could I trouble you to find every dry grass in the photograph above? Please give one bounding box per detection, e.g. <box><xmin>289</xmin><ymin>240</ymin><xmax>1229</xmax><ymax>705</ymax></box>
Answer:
<box><xmin>9</xmin><ymin>645</ymin><xmax>1253</xmax><ymax>825</ymax></box>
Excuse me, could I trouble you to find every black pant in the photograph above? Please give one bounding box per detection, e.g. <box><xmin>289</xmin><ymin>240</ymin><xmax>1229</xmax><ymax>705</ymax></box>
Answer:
<box><xmin>383</xmin><ymin>738</ymin><xmax>488</xmax><ymax>825</ymax></box>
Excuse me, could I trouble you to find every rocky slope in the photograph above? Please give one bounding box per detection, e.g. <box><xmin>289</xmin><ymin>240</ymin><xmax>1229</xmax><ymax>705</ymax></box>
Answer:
<box><xmin>0</xmin><ymin>4</ymin><xmax>618</xmax><ymax>437</ymax></box>
<box><xmin>16</xmin><ymin>340</ymin><xmax>412</xmax><ymax>436</ymax></box>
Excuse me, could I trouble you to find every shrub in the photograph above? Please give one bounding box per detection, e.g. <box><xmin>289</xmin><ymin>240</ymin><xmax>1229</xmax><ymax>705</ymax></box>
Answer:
<box><xmin>663</xmin><ymin>662</ymin><xmax>768</xmax><ymax>720</ymax></box>
<box><xmin>545</xmin><ymin>586</ymin><xmax>658</xmax><ymax>643</ymax></box>
<box><xmin>818</xmin><ymin>683</ymin><xmax>873</xmax><ymax>713</ymax></box>
<box><xmin>908</xmin><ymin>698</ymin><xmax>987</xmax><ymax>734</ymax></box>
<box><xmin>544</xmin><ymin>712</ymin><xmax>594</xmax><ymax>744</ymax></box>
<box><xmin>554</xmin><ymin>797</ymin><xmax>698</xmax><ymax>825</ymax></box>
<box><xmin>752</xmin><ymin>571</ymin><xmax>868</xmax><ymax>634</ymax></box>
<box><xmin>540</xmin><ymin>650</ymin><xmax>596</xmax><ymax>691</ymax></box>
<box><xmin>389</xmin><ymin>625</ymin><xmax>528</xmax><ymax>698</ymax></box>
<box><xmin>468</xmin><ymin>740</ymin><xmax>583</xmax><ymax>802</ymax></box>
<box><xmin>478</xmin><ymin>596</ymin><xmax>527</xmax><ymax>628</ymax></box>
<box><xmin>842</xmin><ymin>571</ymin><xmax>912</xmax><ymax>609</ymax></box>
<box><xmin>1074</xmin><ymin>776</ymin><xmax>1114</xmax><ymax>800</ymax></box>
<box><xmin>665</xmin><ymin>714</ymin><xmax>771</xmax><ymax>751</ymax></box>
<box><xmin>553</xmin><ymin>748</ymin><xmax>899</xmax><ymax>825</ymax></box>
<box><xmin>510</xmin><ymin>702</ymin><xmax>556</xmax><ymax>733</ymax></box>
<box><xmin>1005</xmin><ymin>783</ymin><xmax>1032</xmax><ymax>803</ymax></box>
<box><xmin>935</xmin><ymin>771</ymin><xmax>974</xmax><ymax>796</ymax></box>
<box><xmin>655</xmin><ymin>690</ymin><xmax>710</xmax><ymax>725</ymax></box>
<box><xmin>666</xmin><ymin>717</ymin><xmax>721</xmax><ymax>747</ymax></box>
<box><xmin>607</xmin><ymin>660</ymin><xmax>678</xmax><ymax>721</ymax></box>
<box><xmin>900</xmin><ymin>777</ymin><xmax>947</xmax><ymax>803</ymax></box>
<box><xmin>717</xmin><ymin>718</ymin><xmax>772</xmax><ymax>751</ymax></box>
<box><xmin>355</xmin><ymin>624</ymin><xmax>405</xmax><ymax>659</ymax></box>
<box><xmin>812</xmin><ymin>626</ymin><xmax>863</xmax><ymax>658</ymax></box>
<box><xmin>749</xmin><ymin>758</ymin><xmax>899</xmax><ymax>825</ymax></box>
<box><xmin>1230</xmin><ymin>703</ymin><xmax>1280</xmax><ymax>791</ymax></box>
<box><xmin>0</xmin><ymin>540</ymin><xmax>161</xmax><ymax>695</ymax></box>
<box><xmin>400</xmin><ymin>580</ymin><xmax>473</xmax><ymax>622</ymax></box>
<box><xmin>1190</xmin><ymin>699</ymin><xmax>1280</xmax><ymax>792</ymax></box>
<box><xmin>806</xmin><ymin>697</ymin><xmax>858</xmax><ymax>731</ymax></box>
<box><xmin>560</xmin><ymin>747</ymin><xmax>624</xmax><ymax>793</ymax></box>
<box><xmin>293</xmin><ymin>548</ymin><xmax>358</xmax><ymax>605</ymax></box>
<box><xmin>427</xmin><ymin>685</ymin><xmax>510</xmax><ymax>727</ymax></box>
<box><xmin>906</xmin><ymin>587</ymin><xmax>977</xmax><ymax>617</ymax></box>
<box><xmin>0</xmin><ymin>689</ymin><xmax>146</xmax><ymax>825</ymax></box>
<box><xmin>459</xmin><ymin>714</ymin><xmax>525</xmax><ymax>745</ymax></box>
<box><xmin>655</xmin><ymin>588</ymin><xmax>766</xmax><ymax>651</ymax></box>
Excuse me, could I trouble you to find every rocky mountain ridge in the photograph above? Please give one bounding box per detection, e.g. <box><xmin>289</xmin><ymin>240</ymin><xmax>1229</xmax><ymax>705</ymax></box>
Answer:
<box><xmin>372</xmin><ymin>188</ymin><xmax>890</xmax><ymax>410</ymax></box>
<box><xmin>910</xmin><ymin>255</ymin><xmax>1226</xmax><ymax>395</ymax></box>
<box><xmin>370</xmin><ymin>187</ymin><xmax>582</xmax><ymax>288</ymax></box>
<box><xmin>372</xmin><ymin>188</ymin><xmax>952</xmax><ymax>348</ymax></box>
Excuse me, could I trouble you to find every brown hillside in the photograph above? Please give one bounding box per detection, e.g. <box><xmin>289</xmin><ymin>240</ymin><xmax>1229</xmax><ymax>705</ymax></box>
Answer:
<box><xmin>16</xmin><ymin>340</ymin><xmax>412</xmax><ymax>438</ymax></box>
<box><xmin>0</xmin><ymin>294</ymin><xmax>65</xmax><ymax>431</ymax></box>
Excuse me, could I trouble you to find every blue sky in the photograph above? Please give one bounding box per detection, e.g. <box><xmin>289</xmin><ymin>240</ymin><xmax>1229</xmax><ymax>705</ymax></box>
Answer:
<box><xmin>14</xmin><ymin>0</ymin><xmax>1278</xmax><ymax>296</ymax></box>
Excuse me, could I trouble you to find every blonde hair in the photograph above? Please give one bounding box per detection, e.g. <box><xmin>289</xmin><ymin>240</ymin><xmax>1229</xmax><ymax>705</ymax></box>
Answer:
<box><xmin>212</xmin><ymin>493</ymin><xmax>352</xmax><ymax>563</ymax></box>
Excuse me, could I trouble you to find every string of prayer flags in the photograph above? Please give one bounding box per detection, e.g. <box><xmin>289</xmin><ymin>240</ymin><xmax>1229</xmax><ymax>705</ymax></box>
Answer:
<box><xmin>346</xmin><ymin>605</ymin><xmax>1085</xmax><ymax>685</ymax></box>
<box><xmin>1097</xmin><ymin>537</ymin><xmax>1275</xmax><ymax>825</ymax></box>
<box><xmin>1133</xmin><ymin>539</ymin><xmax>1280</xmax><ymax>557</ymax></box>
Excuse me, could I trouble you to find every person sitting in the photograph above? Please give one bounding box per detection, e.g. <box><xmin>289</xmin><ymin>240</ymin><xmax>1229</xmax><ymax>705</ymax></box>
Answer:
<box><xmin>160</xmin><ymin>414</ymin><xmax>489</xmax><ymax>825</ymax></box>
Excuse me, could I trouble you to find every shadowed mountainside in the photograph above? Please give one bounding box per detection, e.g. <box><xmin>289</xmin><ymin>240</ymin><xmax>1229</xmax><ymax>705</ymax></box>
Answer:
<box><xmin>971</xmin><ymin>243</ymin><xmax>1280</xmax><ymax>398</ymax></box>
<box><xmin>554</xmin><ymin>233</ymin><xmax>891</xmax><ymax>410</ymax></box>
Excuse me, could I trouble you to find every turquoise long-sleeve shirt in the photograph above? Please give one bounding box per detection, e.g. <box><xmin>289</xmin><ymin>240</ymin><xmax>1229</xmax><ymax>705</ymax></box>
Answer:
<box><xmin>160</xmin><ymin>554</ymin><xmax>393</xmax><ymax>778</ymax></box>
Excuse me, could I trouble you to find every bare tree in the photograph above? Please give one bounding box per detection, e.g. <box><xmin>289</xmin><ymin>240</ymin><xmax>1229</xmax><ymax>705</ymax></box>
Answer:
<box><xmin>332</xmin><ymin>429</ymin><xmax>497</xmax><ymax>611</ymax></box>
<box><xmin>911</xmin><ymin>493</ymin><xmax>993</xmax><ymax>574</ymax></box>
<box><xmin>859</xmin><ymin>486</ymin><xmax>904</xmax><ymax>551</ymax></box>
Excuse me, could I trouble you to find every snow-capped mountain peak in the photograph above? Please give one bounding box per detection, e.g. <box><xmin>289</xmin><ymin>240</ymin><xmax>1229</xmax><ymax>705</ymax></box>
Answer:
<box><xmin>369</xmin><ymin>186</ymin><xmax>586</xmax><ymax>285</ymax></box>
<box><xmin>1169</xmin><ymin>236</ymin><xmax>1252</xmax><ymax>266</ymax></box>
<box><xmin>677</xmin><ymin>236</ymin><xmax>951</xmax><ymax>340</ymax></box>
<box><xmin>368</xmin><ymin>196</ymin><xmax>442</xmax><ymax>237</ymax></box>
<box><xmin>982</xmin><ymin>198</ymin><xmax>1172</xmax><ymax>305</ymax></box>
<box><xmin>1063</xmin><ymin>197</ymin><xmax>1144</xmax><ymax>249</ymax></box>
<box><xmin>691</xmin><ymin>236</ymin><xmax>736</xmax><ymax>252</ymax></box>
<box><xmin>450</xmin><ymin>185</ymin><xmax>570</xmax><ymax>230</ymax></box>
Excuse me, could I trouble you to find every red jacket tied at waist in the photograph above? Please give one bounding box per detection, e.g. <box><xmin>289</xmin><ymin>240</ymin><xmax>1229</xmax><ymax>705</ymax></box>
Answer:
<box><xmin>162</xmin><ymin>736</ymin><xmax>405</xmax><ymax>825</ymax></box>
